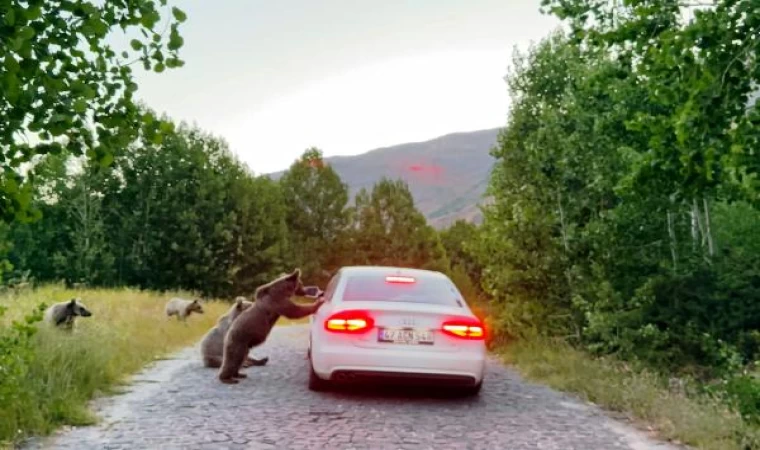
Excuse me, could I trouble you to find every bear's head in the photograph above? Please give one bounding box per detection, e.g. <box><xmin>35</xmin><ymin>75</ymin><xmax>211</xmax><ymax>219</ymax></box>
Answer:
<box><xmin>188</xmin><ymin>299</ymin><xmax>204</xmax><ymax>314</ymax></box>
<box><xmin>67</xmin><ymin>298</ymin><xmax>92</xmax><ymax>317</ymax></box>
<box><xmin>268</xmin><ymin>269</ymin><xmax>306</xmax><ymax>296</ymax></box>
<box><xmin>255</xmin><ymin>269</ymin><xmax>309</xmax><ymax>300</ymax></box>
<box><xmin>231</xmin><ymin>297</ymin><xmax>253</xmax><ymax>315</ymax></box>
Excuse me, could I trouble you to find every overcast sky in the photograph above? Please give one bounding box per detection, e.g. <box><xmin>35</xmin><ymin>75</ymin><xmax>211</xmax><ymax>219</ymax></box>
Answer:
<box><xmin>129</xmin><ymin>0</ymin><xmax>560</xmax><ymax>174</ymax></box>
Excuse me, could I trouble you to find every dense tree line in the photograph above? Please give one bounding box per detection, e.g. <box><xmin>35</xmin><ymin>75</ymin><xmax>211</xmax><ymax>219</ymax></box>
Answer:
<box><xmin>439</xmin><ymin>0</ymin><xmax>760</xmax><ymax>411</ymax></box>
<box><xmin>0</xmin><ymin>121</ymin><xmax>448</xmax><ymax>298</ymax></box>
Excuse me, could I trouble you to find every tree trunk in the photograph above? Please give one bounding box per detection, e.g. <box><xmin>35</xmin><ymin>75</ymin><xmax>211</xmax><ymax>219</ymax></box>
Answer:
<box><xmin>690</xmin><ymin>199</ymin><xmax>699</xmax><ymax>250</ymax></box>
<box><xmin>557</xmin><ymin>190</ymin><xmax>569</xmax><ymax>252</ymax></box>
<box><xmin>703</xmin><ymin>197</ymin><xmax>715</xmax><ymax>258</ymax></box>
<box><xmin>667</xmin><ymin>210</ymin><xmax>678</xmax><ymax>272</ymax></box>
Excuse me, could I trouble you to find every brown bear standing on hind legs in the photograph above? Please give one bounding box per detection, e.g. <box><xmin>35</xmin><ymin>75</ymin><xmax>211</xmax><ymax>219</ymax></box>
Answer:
<box><xmin>218</xmin><ymin>269</ymin><xmax>324</xmax><ymax>384</ymax></box>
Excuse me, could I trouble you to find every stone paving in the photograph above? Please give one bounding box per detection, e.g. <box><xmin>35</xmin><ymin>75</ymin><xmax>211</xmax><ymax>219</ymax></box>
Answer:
<box><xmin>23</xmin><ymin>325</ymin><xmax>686</xmax><ymax>450</ymax></box>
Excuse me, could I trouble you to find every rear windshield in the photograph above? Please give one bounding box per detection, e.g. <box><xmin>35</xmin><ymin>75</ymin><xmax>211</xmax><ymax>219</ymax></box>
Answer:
<box><xmin>341</xmin><ymin>274</ymin><xmax>464</xmax><ymax>306</ymax></box>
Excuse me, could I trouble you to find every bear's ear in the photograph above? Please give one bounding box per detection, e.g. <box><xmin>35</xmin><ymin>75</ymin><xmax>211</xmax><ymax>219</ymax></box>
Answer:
<box><xmin>288</xmin><ymin>268</ymin><xmax>301</xmax><ymax>280</ymax></box>
<box><xmin>69</xmin><ymin>298</ymin><xmax>77</xmax><ymax>306</ymax></box>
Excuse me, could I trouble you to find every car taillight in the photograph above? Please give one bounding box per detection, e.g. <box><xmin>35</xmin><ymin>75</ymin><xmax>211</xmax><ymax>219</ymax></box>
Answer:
<box><xmin>325</xmin><ymin>310</ymin><xmax>374</xmax><ymax>333</ymax></box>
<box><xmin>441</xmin><ymin>318</ymin><xmax>485</xmax><ymax>340</ymax></box>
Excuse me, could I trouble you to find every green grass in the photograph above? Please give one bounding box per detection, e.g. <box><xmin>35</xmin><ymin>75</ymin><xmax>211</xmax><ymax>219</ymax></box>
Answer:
<box><xmin>499</xmin><ymin>339</ymin><xmax>760</xmax><ymax>450</ymax></box>
<box><xmin>0</xmin><ymin>284</ymin><xmax>309</xmax><ymax>445</ymax></box>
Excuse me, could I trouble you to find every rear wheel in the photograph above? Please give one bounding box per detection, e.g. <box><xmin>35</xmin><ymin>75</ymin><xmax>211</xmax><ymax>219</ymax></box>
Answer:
<box><xmin>459</xmin><ymin>380</ymin><xmax>483</xmax><ymax>397</ymax></box>
<box><xmin>308</xmin><ymin>361</ymin><xmax>330</xmax><ymax>392</ymax></box>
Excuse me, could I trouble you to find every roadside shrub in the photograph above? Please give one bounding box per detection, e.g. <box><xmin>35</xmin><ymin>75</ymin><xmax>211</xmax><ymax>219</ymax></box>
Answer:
<box><xmin>0</xmin><ymin>303</ymin><xmax>46</xmax><ymax>442</ymax></box>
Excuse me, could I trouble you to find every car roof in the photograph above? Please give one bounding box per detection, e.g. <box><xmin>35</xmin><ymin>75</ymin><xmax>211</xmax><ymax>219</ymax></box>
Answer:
<box><xmin>337</xmin><ymin>265</ymin><xmax>447</xmax><ymax>280</ymax></box>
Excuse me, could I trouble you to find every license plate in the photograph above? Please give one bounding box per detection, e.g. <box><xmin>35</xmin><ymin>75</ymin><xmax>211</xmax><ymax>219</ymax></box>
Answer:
<box><xmin>378</xmin><ymin>327</ymin><xmax>434</xmax><ymax>345</ymax></box>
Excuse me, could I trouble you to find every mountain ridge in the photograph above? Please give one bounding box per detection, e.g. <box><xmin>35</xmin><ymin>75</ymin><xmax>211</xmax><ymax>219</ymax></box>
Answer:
<box><xmin>268</xmin><ymin>128</ymin><xmax>501</xmax><ymax>229</ymax></box>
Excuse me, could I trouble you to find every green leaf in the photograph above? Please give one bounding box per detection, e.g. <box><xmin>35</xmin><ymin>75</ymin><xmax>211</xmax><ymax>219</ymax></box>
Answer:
<box><xmin>10</xmin><ymin>36</ymin><xmax>23</xmax><ymax>51</ymax></box>
<box><xmin>80</xmin><ymin>3</ymin><xmax>98</xmax><ymax>16</ymax></box>
<box><xmin>73</xmin><ymin>99</ymin><xmax>88</xmax><ymax>114</ymax></box>
<box><xmin>89</xmin><ymin>18</ymin><xmax>109</xmax><ymax>37</ymax></box>
<box><xmin>4</xmin><ymin>54</ymin><xmax>20</xmax><ymax>73</ymax></box>
<box><xmin>28</xmin><ymin>121</ymin><xmax>43</xmax><ymax>132</ymax></box>
<box><xmin>5</xmin><ymin>9</ymin><xmax>15</xmax><ymax>26</ymax></box>
<box><xmin>168</xmin><ymin>27</ymin><xmax>184</xmax><ymax>51</ymax></box>
<box><xmin>140</xmin><ymin>11</ymin><xmax>161</xmax><ymax>29</ymax></box>
<box><xmin>3</xmin><ymin>72</ymin><xmax>19</xmax><ymax>102</ymax></box>
<box><xmin>99</xmin><ymin>152</ymin><xmax>114</xmax><ymax>168</ymax></box>
<box><xmin>51</xmin><ymin>113</ymin><xmax>69</xmax><ymax>124</ymax></box>
<box><xmin>24</xmin><ymin>6</ymin><xmax>42</xmax><ymax>20</ymax></box>
<box><xmin>166</xmin><ymin>57</ymin><xmax>184</xmax><ymax>68</ymax></box>
<box><xmin>154</xmin><ymin>62</ymin><xmax>165</xmax><ymax>73</ymax></box>
<box><xmin>130</xmin><ymin>39</ymin><xmax>143</xmax><ymax>51</ymax></box>
<box><xmin>82</xmin><ymin>85</ymin><xmax>98</xmax><ymax>99</ymax></box>
<box><xmin>172</xmin><ymin>7</ymin><xmax>187</xmax><ymax>23</ymax></box>
<box><xmin>159</xmin><ymin>121</ymin><xmax>174</xmax><ymax>133</ymax></box>
<box><xmin>18</xmin><ymin>26</ymin><xmax>35</xmax><ymax>40</ymax></box>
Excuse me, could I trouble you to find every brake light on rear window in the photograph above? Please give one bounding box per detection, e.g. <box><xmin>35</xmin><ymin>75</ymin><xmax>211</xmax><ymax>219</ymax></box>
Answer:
<box><xmin>441</xmin><ymin>318</ymin><xmax>485</xmax><ymax>340</ymax></box>
<box><xmin>385</xmin><ymin>275</ymin><xmax>415</xmax><ymax>283</ymax></box>
<box><xmin>325</xmin><ymin>310</ymin><xmax>374</xmax><ymax>333</ymax></box>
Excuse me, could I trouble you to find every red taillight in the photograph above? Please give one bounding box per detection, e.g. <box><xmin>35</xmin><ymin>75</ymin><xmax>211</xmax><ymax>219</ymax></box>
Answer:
<box><xmin>325</xmin><ymin>310</ymin><xmax>374</xmax><ymax>333</ymax></box>
<box><xmin>385</xmin><ymin>275</ymin><xmax>415</xmax><ymax>284</ymax></box>
<box><xmin>441</xmin><ymin>318</ymin><xmax>485</xmax><ymax>340</ymax></box>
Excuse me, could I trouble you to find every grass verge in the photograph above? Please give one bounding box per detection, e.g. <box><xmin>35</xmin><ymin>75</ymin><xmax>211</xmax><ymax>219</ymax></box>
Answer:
<box><xmin>0</xmin><ymin>285</ymin><xmax>231</xmax><ymax>445</ymax></box>
<box><xmin>498</xmin><ymin>340</ymin><xmax>760</xmax><ymax>450</ymax></box>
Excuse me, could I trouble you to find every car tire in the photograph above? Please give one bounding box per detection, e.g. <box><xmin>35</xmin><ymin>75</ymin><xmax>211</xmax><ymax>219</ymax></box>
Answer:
<box><xmin>308</xmin><ymin>361</ymin><xmax>330</xmax><ymax>392</ymax></box>
<box><xmin>459</xmin><ymin>380</ymin><xmax>483</xmax><ymax>397</ymax></box>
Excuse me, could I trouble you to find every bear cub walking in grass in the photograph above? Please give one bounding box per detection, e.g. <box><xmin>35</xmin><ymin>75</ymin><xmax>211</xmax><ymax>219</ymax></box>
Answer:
<box><xmin>218</xmin><ymin>269</ymin><xmax>324</xmax><ymax>384</ymax></box>
<box><xmin>44</xmin><ymin>298</ymin><xmax>92</xmax><ymax>330</ymax></box>
<box><xmin>165</xmin><ymin>297</ymin><xmax>204</xmax><ymax>321</ymax></box>
<box><xmin>200</xmin><ymin>296</ymin><xmax>269</xmax><ymax>368</ymax></box>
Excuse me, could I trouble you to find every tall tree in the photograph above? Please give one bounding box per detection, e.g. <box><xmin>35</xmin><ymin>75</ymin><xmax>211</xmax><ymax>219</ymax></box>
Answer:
<box><xmin>278</xmin><ymin>148</ymin><xmax>350</xmax><ymax>282</ymax></box>
<box><xmin>439</xmin><ymin>219</ymin><xmax>482</xmax><ymax>285</ymax></box>
<box><xmin>96</xmin><ymin>122</ymin><xmax>291</xmax><ymax>297</ymax></box>
<box><xmin>51</xmin><ymin>162</ymin><xmax>114</xmax><ymax>286</ymax></box>
<box><xmin>348</xmin><ymin>177</ymin><xmax>448</xmax><ymax>272</ymax></box>
<box><xmin>542</xmin><ymin>0</ymin><xmax>760</xmax><ymax>234</ymax></box>
<box><xmin>1</xmin><ymin>0</ymin><xmax>188</xmax><ymax>224</ymax></box>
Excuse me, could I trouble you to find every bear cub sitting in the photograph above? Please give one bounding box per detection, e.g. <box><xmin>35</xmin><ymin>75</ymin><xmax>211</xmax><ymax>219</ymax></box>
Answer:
<box><xmin>200</xmin><ymin>297</ymin><xmax>269</xmax><ymax>368</ymax></box>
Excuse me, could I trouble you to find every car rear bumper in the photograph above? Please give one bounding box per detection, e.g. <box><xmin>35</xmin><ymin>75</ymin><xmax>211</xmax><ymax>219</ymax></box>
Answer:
<box><xmin>311</xmin><ymin>343</ymin><xmax>486</xmax><ymax>386</ymax></box>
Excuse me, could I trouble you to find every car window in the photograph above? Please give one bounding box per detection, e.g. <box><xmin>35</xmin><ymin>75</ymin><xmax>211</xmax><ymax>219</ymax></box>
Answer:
<box><xmin>341</xmin><ymin>274</ymin><xmax>463</xmax><ymax>306</ymax></box>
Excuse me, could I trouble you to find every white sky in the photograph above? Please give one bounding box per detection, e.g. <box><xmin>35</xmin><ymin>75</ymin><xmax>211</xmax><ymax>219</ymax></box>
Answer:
<box><xmin>129</xmin><ymin>0</ymin><xmax>560</xmax><ymax>174</ymax></box>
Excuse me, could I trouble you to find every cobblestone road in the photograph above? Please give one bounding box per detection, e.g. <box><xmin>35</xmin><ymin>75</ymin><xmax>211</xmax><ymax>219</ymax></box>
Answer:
<box><xmin>24</xmin><ymin>325</ymin><xmax>685</xmax><ymax>450</ymax></box>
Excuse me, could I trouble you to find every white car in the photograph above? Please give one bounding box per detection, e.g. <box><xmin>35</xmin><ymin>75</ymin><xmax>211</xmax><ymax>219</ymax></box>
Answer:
<box><xmin>307</xmin><ymin>265</ymin><xmax>487</xmax><ymax>395</ymax></box>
